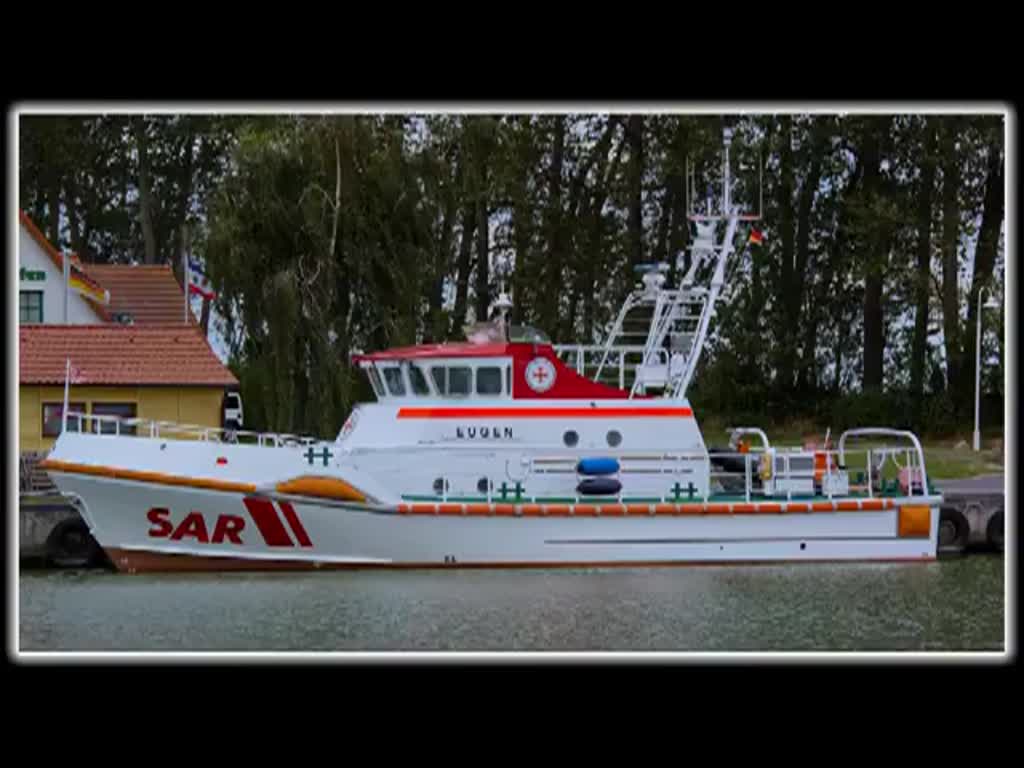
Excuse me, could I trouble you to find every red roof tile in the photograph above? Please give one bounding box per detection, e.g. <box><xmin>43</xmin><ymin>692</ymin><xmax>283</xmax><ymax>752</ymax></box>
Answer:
<box><xmin>84</xmin><ymin>264</ymin><xmax>196</xmax><ymax>326</ymax></box>
<box><xmin>20</xmin><ymin>325</ymin><xmax>238</xmax><ymax>387</ymax></box>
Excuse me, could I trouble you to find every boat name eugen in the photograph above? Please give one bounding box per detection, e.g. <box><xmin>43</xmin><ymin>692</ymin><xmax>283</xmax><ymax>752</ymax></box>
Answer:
<box><xmin>455</xmin><ymin>426</ymin><xmax>514</xmax><ymax>439</ymax></box>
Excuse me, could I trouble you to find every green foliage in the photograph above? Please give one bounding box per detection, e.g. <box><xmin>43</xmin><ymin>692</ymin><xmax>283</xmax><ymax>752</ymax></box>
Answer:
<box><xmin>19</xmin><ymin>111</ymin><xmax>1006</xmax><ymax>438</ymax></box>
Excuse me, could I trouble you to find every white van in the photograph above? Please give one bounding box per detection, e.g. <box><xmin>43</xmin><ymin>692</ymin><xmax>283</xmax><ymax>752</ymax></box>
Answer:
<box><xmin>223</xmin><ymin>390</ymin><xmax>243</xmax><ymax>432</ymax></box>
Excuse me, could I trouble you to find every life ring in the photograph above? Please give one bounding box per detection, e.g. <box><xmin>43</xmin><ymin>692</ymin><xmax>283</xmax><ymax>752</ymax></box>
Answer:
<box><xmin>938</xmin><ymin>506</ymin><xmax>970</xmax><ymax>556</ymax></box>
<box><xmin>986</xmin><ymin>509</ymin><xmax>1004</xmax><ymax>553</ymax></box>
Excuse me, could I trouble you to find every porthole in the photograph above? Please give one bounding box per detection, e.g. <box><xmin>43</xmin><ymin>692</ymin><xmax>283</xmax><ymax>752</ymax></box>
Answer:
<box><xmin>563</xmin><ymin>430</ymin><xmax>579</xmax><ymax>447</ymax></box>
<box><xmin>477</xmin><ymin>477</ymin><xmax>491</xmax><ymax>494</ymax></box>
<box><xmin>607</xmin><ymin>430</ymin><xmax>622</xmax><ymax>447</ymax></box>
<box><xmin>433</xmin><ymin>477</ymin><xmax>449</xmax><ymax>495</ymax></box>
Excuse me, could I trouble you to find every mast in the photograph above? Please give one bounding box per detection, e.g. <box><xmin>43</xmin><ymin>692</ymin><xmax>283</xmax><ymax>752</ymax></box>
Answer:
<box><xmin>672</xmin><ymin>126</ymin><xmax>761</xmax><ymax>400</ymax></box>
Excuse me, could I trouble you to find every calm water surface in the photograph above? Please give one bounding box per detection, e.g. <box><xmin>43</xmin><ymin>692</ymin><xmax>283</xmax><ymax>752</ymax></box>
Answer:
<box><xmin>18</xmin><ymin>555</ymin><xmax>1005</xmax><ymax>653</ymax></box>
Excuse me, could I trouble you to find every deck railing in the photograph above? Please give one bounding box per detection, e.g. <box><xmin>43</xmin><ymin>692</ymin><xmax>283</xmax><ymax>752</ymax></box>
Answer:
<box><xmin>61</xmin><ymin>411</ymin><xmax>323</xmax><ymax>449</ymax></box>
<box><xmin>422</xmin><ymin>428</ymin><xmax>936</xmax><ymax>505</ymax></box>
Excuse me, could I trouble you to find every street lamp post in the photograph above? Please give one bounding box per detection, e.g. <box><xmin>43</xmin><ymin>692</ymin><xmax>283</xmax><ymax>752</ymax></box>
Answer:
<box><xmin>974</xmin><ymin>285</ymin><xmax>1001</xmax><ymax>452</ymax></box>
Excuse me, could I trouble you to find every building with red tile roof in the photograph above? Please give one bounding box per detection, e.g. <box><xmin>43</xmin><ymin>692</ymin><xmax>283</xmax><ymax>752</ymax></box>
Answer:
<box><xmin>20</xmin><ymin>325</ymin><xmax>238</xmax><ymax>387</ymax></box>
<box><xmin>18</xmin><ymin>212</ymin><xmax>239</xmax><ymax>452</ymax></box>
<box><xmin>83</xmin><ymin>264</ymin><xmax>198</xmax><ymax>326</ymax></box>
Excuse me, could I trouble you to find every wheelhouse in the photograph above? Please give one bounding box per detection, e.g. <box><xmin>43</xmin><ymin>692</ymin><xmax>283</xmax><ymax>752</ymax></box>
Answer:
<box><xmin>355</xmin><ymin>354</ymin><xmax>514</xmax><ymax>402</ymax></box>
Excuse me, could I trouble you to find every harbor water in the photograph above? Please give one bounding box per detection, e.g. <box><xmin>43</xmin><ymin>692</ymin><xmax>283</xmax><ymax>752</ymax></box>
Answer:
<box><xmin>17</xmin><ymin>555</ymin><xmax>1005</xmax><ymax>653</ymax></box>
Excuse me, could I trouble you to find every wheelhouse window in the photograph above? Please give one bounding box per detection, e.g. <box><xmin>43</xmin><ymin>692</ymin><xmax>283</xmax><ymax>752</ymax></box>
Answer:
<box><xmin>430</xmin><ymin>366</ymin><xmax>446</xmax><ymax>394</ymax></box>
<box><xmin>448</xmin><ymin>367</ymin><xmax>472</xmax><ymax>396</ymax></box>
<box><xmin>364</xmin><ymin>365</ymin><xmax>385</xmax><ymax>398</ymax></box>
<box><xmin>382</xmin><ymin>366</ymin><xmax>406</xmax><ymax>396</ymax></box>
<box><xmin>476</xmin><ymin>366</ymin><xmax>503</xmax><ymax>395</ymax></box>
<box><xmin>408</xmin><ymin>364</ymin><xmax>431</xmax><ymax>395</ymax></box>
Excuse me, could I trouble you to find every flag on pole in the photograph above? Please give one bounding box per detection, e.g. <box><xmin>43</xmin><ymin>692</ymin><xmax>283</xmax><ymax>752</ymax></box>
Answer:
<box><xmin>748</xmin><ymin>228</ymin><xmax>764</xmax><ymax>246</ymax></box>
<box><xmin>69</xmin><ymin>269</ymin><xmax>110</xmax><ymax>305</ymax></box>
<box><xmin>188</xmin><ymin>257</ymin><xmax>217</xmax><ymax>300</ymax></box>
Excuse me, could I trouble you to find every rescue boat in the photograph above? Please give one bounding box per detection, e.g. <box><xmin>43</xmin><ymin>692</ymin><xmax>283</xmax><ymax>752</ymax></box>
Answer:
<box><xmin>39</xmin><ymin>129</ymin><xmax>944</xmax><ymax>572</ymax></box>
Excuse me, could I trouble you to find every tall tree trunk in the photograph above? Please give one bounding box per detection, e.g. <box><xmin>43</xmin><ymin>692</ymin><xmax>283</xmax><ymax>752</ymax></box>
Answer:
<box><xmin>48</xmin><ymin>183</ymin><xmax>61</xmax><ymax>248</ymax></box>
<box><xmin>135</xmin><ymin>118</ymin><xmax>158</xmax><ymax>264</ymax></box>
<box><xmin>427</xmin><ymin>180</ymin><xmax>456</xmax><ymax>342</ymax></box>
<box><xmin>776</xmin><ymin>116</ymin><xmax>796</xmax><ymax>391</ymax></box>
<box><xmin>910</xmin><ymin>120</ymin><xmax>938</xmax><ymax>398</ymax></box>
<box><xmin>963</xmin><ymin>138</ymin><xmax>1005</xmax><ymax>408</ymax></box>
<box><xmin>861</xmin><ymin>121</ymin><xmax>885</xmax><ymax>392</ymax></box>
<box><xmin>627</xmin><ymin>114</ymin><xmax>644</xmax><ymax>268</ymax></box>
<box><xmin>939</xmin><ymin>120</ymin><xmax>962</xmax><ymax>400</ymax></box>
<box><xmin>173</xmin><ymin>127</ymin><xmax>197</xmax><ymax>274</ymax></box>
<box><xmin>795</xmin><ymin>119</ymin><xmax>827</xmax><ymax>392</ymax></box>
<box><xmin>544</xmin><ymin>117</ymin><xmax>565</xmax><ymax>336</ymax></box>
<box><xmin>474</xmin><ymin>192</ymin><xmax>489</xmax><ymax>321</ymax></box>
<box><xmin>66</xmin><ymin>174</ymin><xmax>83</xmax><ymax>258</ymax></box>
<box><xmin>450</xmin><ymin>206</ymin><xmax>475</xmax><ymax>337</ymax></box>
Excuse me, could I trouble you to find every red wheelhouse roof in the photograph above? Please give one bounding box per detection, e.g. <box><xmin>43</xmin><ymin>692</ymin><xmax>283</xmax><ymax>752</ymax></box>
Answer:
<box><xmin>351</xmin><ymin>342</ymin><xmax>515</xmax><ymax>362</ymax></box>
<box><xmin>352</xmin><ymin>341</ymin><xmax>638</xmax><ymax>400</ymax></box>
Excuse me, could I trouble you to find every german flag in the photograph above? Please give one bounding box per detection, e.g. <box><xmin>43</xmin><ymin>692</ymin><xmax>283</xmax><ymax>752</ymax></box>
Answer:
<box><xmin>748</xmin><ymin>228</ymin><xmax>764</xmax><ymax>246</ymax></box>
<box><xmin>69</xmin><ymin>269</ymin><xmax>110</xmax><ymax>305</ymax></box>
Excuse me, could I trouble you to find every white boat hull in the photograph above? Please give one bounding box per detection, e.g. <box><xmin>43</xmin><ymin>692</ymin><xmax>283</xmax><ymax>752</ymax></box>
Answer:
<box><xmin>50</xmin><ymin>470</ymin><xmax>941</xmax><ymax>573</ymax></box>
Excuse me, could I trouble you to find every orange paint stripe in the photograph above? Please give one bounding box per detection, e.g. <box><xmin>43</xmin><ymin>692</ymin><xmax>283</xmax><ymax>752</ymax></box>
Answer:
<box><xmin>405</xmin><ymin>500</ymin><xmax>907</xmax><ymax>517</ymax></box>
<box><xmin>275</xmin><ymin>475</ymin><xmax>366</xmax><ymax>502</ymax></box>
<box><xmin>39</xmin><ymin>459</ymin><xmax>256</xmax><ymax>494</ymax></box>
<box><xmin>396</xmin><ymin>407</ymin><xmax>693</xmax><ymax>419</ymax></box>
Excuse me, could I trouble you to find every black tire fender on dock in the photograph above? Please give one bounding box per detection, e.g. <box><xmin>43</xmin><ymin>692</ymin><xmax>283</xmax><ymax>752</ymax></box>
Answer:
<box><xmin>986</xmin><ymin>509</ymin><xmax>1004</xmax><ymax>553</ymax></box>
<box><xmin>938</xmin><ymin>505</ymin><xmax>970</xmax><ymax>555</ymax></box>
<box><xmin>46</xmin><ymin>517</ymin><xmax>101</xmax><ymax>568</ymax></box>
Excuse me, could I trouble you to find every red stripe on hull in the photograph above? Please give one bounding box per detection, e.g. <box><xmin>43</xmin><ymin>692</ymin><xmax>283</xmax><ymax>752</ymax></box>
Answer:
<box><xmin>242</xmin><ymin>497</ymin><xmax>294</xmax><ymax>547</ymax></box>
<box><xmin>396</xmin><ymin>407</ymin><xmax>693</xmax><ymax>419</ymax></box>
<box><xmin>278</xmin><ymin>501</ymin><xmax>313</xmax><ymax>547</ymax></box>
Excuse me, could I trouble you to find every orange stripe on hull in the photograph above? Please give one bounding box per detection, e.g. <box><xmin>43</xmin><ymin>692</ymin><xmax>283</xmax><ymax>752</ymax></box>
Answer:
<box><xmin>398</xmin><ymin>499</ymin><xmax>915</xmax><ymax>517</ymax></box>
<box><xmin>39</xmin><ymin>459</ymin><xmax>256</xmax><ymax>494</ymax></box>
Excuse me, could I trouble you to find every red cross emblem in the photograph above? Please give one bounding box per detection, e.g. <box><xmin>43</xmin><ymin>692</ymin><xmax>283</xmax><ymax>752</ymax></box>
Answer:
<box><xmin>525</xmin><ymin>357</ymin><xmax>556</xmax><ymax>392</ymax></box>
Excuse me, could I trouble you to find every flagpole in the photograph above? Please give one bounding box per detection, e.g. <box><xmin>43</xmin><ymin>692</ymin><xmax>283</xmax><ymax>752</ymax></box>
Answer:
<box><xmin>62</xmin><ymin>357</ymin><xmax>70</xmax><ymax>433</ymax></box>
<box><xmin>183</xmin><ymin>235</ymin><xmax>189</xmax><ymax>324</ymax></box>
<box><xmin>63</xmin><ymin>254</ymin><xmax>70</xmax><ymax>323</ymax></box>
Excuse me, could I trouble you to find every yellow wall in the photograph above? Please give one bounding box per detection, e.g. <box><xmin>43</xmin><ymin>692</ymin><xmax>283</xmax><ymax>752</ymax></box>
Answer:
<box><xmin>19</xmin><ymin>385</ymin><xmax>228</xmax><ymax>452</ymax></box>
